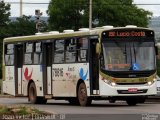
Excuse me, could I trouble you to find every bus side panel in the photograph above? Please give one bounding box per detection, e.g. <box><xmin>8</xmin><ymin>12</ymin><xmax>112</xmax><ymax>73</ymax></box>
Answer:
<box><xmin>22</xmin><ymin>65</ymin><xmax>43</xmax><ymax>96</ymax></box>
<box><xmin>3</xmin><ymin>66</ymin><xmax>15</xmax><ymax>95</ymax></box>
<box><xmin>52</xmin><ymin>63</ymin><xmax>90</xmax><ymax>97</ymax></box>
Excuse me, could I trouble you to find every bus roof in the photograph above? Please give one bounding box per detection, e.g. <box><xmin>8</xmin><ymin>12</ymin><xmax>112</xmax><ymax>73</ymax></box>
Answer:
<box><xmin>4</xmin><ymin>30</ymin><xmax>95</xmax><ymax>43</ymax></box>
<box><xmin>3</xmin><ymin>26</ymin><xmax>153</xmax><ymax>43</ymax></box>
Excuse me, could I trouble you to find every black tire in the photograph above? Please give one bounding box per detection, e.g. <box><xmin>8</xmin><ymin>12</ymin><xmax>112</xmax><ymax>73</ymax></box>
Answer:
<box><xmin>77</xmin><ymin>82</ymin><xmax>92</xmax><ymax>106</ymax></box>
<box><xmin>29</xmin><ymin>82</ymin><xmax>38</xmax><ymax>104</ymax></box>
<box><xmin>37</xmin><ymin>97</ymin><xmax>47</xmax><ymax>104</ymax></box>
<box><xmin>126</xmin><ymin>98</ymin><xmax>138</xmax><ymax>106</ymax></box>
<box><xmin>68</xmin><ymin>98</ymin><xmax>79</xmax><ymax>105</ymax></box>
<box><xmin>138</xmin><ymin>97</ymin><xmax>146</xmax><ymax>103</ymax></box>
<box><xmin>28</xmin><ymin>82</ymin><xmax>47</xmax><ymax>104</ymax></box>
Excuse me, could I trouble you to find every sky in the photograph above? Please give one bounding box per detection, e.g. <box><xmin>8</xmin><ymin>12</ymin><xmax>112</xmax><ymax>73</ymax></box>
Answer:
<box><xmin>3</xmin><ymin>0</ymin><xmax>160</xmax><ymax>17</ymax></box>
<box><xmin>4</xmin><ymin>0</ymin><xmax>50</xmax><ymax>17</ymax></box>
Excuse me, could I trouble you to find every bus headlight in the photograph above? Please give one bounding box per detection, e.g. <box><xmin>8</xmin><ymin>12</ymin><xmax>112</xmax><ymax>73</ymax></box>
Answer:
<box><xmin>147</xmin><ymin>81</ymin><xmax>152</xmax><ymax>85</ymax></box>
<box><xmin>104</xmin><ymin>80</ymin><xmax>116</xmax><ymax>86</ymax></box>
<box><xmin>146</xmin><ymin>78</ymin><xmax>156</xmax><ymax>86</ymax></box>
<box><xmin>111</xmin><ymin>82</ymin><xmax>116</xmax><ymax>86</ymax></box>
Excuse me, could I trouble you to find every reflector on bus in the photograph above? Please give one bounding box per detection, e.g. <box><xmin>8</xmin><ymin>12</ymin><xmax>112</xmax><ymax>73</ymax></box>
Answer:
<box><xmin>49</xmin><ymin>31</ymin><xmax>59</xmax><ymax>34</ymax></box>
<box><xmin>63</xmin><ymin>30</ymin><xmax>74</xmax><ymax>33</ymax></box>
<box><xmin>79</xmin><ymin>28</ymin><xmax>90</xmax><ymax>31</ymax></box>
<box><xmin>125</xmin><ymin>25</ymin><xmax>137</xmax><ymax>28</ymax></box>
<box><xmin>35</xmin><ymin>32</ymin><xmax>43</xmax><ymax>35</ymax></box>
<box><xmin>102</xmin><ymin>25</ymin><xmax>114</xmax><ymax>29</ymax></box>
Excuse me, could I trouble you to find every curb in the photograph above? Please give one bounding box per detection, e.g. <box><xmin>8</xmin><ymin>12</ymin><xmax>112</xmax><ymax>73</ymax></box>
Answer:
<box><xmin>0</xmin><ymin>95</ymin><xmax>15</xmax><ymax>98</ymax></box>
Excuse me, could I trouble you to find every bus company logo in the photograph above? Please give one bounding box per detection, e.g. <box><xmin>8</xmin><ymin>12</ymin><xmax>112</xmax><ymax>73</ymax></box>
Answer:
<box><xmin>24</xmin><ymin>67</ymin><xmax>33</xmax><ymax>81</ymax></box>
<box><xmin>79</xmin><ymin>68</ymin><xmax>88</xmax><ymax>81</ymax></box>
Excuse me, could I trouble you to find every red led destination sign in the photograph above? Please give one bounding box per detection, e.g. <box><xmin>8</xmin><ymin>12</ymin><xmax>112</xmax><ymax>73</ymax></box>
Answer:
<box><xmin>108</xmin><ymin>31</ymin><xmax>146</xmax><ymax>37</ymax></box>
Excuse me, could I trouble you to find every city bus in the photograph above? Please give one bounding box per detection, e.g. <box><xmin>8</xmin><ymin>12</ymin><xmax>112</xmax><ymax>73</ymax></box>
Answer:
<box><xmin>2</xmin><ymin>25</ymin><xmax>158</xmax><ymax>106</ymax></box>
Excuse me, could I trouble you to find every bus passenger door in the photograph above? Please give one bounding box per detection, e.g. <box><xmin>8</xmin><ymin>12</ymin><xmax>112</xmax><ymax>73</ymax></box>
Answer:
<box><xmin>15</xmin><ymin>45</ymin><xmax>23</xmax><ymax>95</ymax></box>
<box><xmin>89</xmin><ymin>39</ymin><xmax>99</xmax><ymax>95</ymax></box>
<box><xmin>43</xmin><ymin>43</ymin><xmax>52</xmax><ymax>95</ymax></box>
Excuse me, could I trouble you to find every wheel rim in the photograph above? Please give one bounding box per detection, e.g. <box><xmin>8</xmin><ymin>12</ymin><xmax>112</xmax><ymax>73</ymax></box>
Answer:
<box><xmin>29</xmin><ymin>86</ymin><xmax>36</xmax><ymax>101</ymax></box>
<box><xmin>29</xmin><ymin>84</ymin><xmax>37</xmax><ymax>103</ymax></box>
<box><xmin>78</xmin><ymin>83</ymin><xmax>87</xmax><ymax>105</ymax></box>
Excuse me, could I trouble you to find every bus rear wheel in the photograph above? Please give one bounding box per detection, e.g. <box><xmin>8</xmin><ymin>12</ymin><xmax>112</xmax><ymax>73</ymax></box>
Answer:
<box><xmin>68</xmin><ymin>98</ymin><xmax>79</xmax><ymax>105</ymax></box>
<box><xmin>29</xmin><ymin>82</ymin><xmax>37</xmax><ymax>104</ymax></box>
<box><xmin>28</xmin><ymin>82</ymin><xmax>47</xmax><ymax>104</ymax></box>
<box><xmin>77</xmin><ymin>82</ymin><xmax>92</xmax><ymax>106</ymax></box>
<box><xmin>37</xmin><ymin>97</ymin><xmax>47</xmax><ymax>104</ymax></box>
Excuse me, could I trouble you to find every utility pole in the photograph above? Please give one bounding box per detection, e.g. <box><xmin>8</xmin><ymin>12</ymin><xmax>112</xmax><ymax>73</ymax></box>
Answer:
<box><xmin>89</xmin><ymin>0</ymin><xmax>92</xmax><ymax>29</ymax></box>
<box><xmin>35</xmin><ymin>10</ymin><xmax>43</xmax><ymax>33</ymax></box>
<box><xmin>20</xmin><ymin>0</ymin><xmax>22</xmax><ymax>17</ymax></box>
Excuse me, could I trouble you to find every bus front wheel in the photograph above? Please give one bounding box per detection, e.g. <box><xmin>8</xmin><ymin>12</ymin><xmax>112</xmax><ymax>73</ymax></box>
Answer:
<box><xmin>77</xmin><ymin>82</ymin><xmax>92</xmax><ymax>106</ymax></box>
<box><xmin>126</xmin><ymin>97</ymin><xmax>138</xmax><ymax>106</ymax></box>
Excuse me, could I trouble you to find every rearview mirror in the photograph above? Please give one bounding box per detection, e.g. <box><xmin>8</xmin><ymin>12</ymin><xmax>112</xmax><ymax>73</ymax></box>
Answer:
<box><xmin>96</xmin><ymin>43</ymin><xmax>100</xmax><ymax>55</ymax></box>
<box><xmin>155</xmin><ymin>46</ymin><xmax>158</xmax><ymax>55</ymax></box>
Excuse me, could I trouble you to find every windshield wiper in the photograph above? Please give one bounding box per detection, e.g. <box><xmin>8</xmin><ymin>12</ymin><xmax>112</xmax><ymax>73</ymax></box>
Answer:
<box><xmin>124</xmin><ymin>44</ymin><xmax>127</xmax><ymax>63</ymax></box>
<box><xmin>129</xmin><ymin>43</ymin><xmax>133</xmax><ymax>65</ymax></box>
<box><xmin>133</xmin><ymin>43</ymin><xmax>136</xmax><ymax>62</ymax></box>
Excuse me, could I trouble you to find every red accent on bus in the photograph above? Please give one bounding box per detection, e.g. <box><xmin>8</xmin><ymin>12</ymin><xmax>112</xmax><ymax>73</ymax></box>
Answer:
<box><xmin>24</xmin><ymin>67</ymin><xmax>33</xmax><ymax>81</ymax></box>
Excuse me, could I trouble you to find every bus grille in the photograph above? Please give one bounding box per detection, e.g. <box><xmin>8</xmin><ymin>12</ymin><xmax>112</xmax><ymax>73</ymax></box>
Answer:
<box><xmin>116</xmin><ymin>82</ymin><xmax>147</xmax><ymax>85</ymax></box>
<box><xmin>117</xmin><ymin>89</ymin><xmax>148</xmax><ymax>94</ymax></box>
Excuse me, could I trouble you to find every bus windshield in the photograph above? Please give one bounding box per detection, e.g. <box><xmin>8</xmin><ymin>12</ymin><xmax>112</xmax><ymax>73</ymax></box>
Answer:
<box><xmin>102</xmin><ymin>41</ymin><xmax>155</xmax><ymax>71</ymax></box>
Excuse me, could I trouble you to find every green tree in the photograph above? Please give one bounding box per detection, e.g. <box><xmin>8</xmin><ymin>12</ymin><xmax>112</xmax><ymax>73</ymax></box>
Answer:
<box><xmin>91</xmin><ymin>0</ymin><xmax>152</xmax><ymax>27</ymax></box>
<box><xmin>48</xmin><ymin>0</ymin><xmax>152</xmax><ymax>31</ymax></box>
<box><xmin>8</xmin><ymin>15</ymin><xmax>37</xmax><ymax>36</ymax></box>
<box><xmin>48</xmin><ymin>0</ymin><xmax>87</xmax><ymax>31</ymax></box>
<box><xmin>0</xmin><ymin>1</ymin><xmax>10</xmax><ymax>78</ymax></box>
<box><xmin>6</xmin><ymin>15</ymin><xmax>48</xmax><ymax>37</ymax></box>
<box><xmin>0</xmin><ymin>1</ymin><xmax>10</xmax><ymax>28</ymax></box>
<box><xmin>0</xmin><ymin>0</ymin><xmax>10</xmax><ymax>39</ymax></box>
<box><xmin>0</xmin><ymin>14</ymin><xmax>48</xmax><ymax>78</ymax></box>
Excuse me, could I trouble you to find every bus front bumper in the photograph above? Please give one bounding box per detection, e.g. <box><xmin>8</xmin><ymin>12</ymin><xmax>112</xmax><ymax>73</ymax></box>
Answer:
<box><xmin>99</xmin><ymin>80</ymin><xmax>157</xmax><ymax>97</ymax></box>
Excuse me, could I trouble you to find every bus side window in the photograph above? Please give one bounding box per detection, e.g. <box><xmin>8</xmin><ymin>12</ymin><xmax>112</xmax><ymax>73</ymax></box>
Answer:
<box><xmin>5</xmin><ymin>44</ymin><xmax>14</xmax><ymax>66</ymax></box>
<box><xmin>24</xmin><ymin>42</ymin><xmax>33</xmax><ymax>65</ymax></box>
<box><xmin>65</xmin><ymin>38</ymin><xmax>76</xmax><ymax>63</ymax></box>
<box><xmin>33</xmin><ymin>42</ymin><xmax>42</xmax><ymax>64</ymax></box>
<box><xmin>53</xmin><ymin>40</ymin><xmax>65</xmax><ymax>63</ymax></box>
<box><xmin>77</xmin><ymin>37</ymin><xmax>88</xmax><ymax>62</ymax></box>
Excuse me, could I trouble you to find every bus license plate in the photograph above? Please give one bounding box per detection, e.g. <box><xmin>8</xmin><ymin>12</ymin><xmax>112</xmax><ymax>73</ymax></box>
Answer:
<box><xmin>128</xmin><ymin>88</ymin><xmax>138</xmax><ymax>92</ymax></box>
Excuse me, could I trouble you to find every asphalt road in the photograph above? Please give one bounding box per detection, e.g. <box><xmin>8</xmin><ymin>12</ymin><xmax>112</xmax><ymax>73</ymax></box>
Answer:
<box><xmin>0</xmin><ymin>97</ymin><xmax>160</xmax><ymax>120</ymax></box>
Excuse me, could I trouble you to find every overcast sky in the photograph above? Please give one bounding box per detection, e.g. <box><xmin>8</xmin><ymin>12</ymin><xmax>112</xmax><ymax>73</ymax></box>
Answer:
<box><xmin>4</xmin><ymin>0</ymin><xmax>50</xmax><ymax>17</ymax></box>
<box><xmin>3</xmin><ymin>0</ymin><xmax>160</xmax><ymax>17</ymax></box>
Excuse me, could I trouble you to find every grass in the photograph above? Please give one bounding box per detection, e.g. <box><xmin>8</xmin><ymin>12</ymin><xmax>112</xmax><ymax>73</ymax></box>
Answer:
<box><xmin>0</xmin><ymin>80</ymin><xmax>1</xmax><ymax>94</ymax></box>
<box><xmin>0</xmin><ymin>105</ymin><xmax>47</xmax><ymax>117</ymax></box>
<box><xmin>0</xmin><ymin>106</ymin><xmax>52</xmax><ymax>120</ymax></box>
<box><xmin>0</xmin><ymin>106</ymin><xmax>10</xmax><ymax>114</ymax></box>
<box><xmin>16</xmin><ymin>106</ymin><xmax>31</xmax><ymax>115</ymax></box>
<box><xmin>15</xmin><ymin>106</ymin><xmax>43</xmax><ymax>115</ymax></box>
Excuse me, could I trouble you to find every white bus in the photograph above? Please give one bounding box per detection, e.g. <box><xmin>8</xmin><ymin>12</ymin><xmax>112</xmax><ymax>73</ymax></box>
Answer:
<box><xmin>2</xmin><ymin>26</ymin><xmax>158</xmax><ymax>106</ymax></box>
